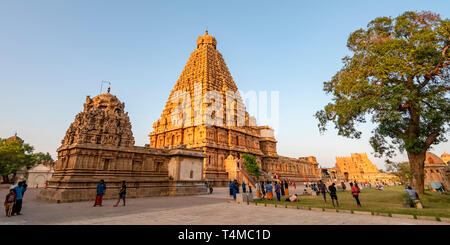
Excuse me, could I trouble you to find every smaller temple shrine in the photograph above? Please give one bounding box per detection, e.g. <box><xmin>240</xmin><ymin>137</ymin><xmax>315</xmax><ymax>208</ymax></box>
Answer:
<box><xmin>38</xmin><ymin>89</ymin><xmax>207</xmax><ymax>203</ymax></box>
<box><xmin>326</xmin><ymin>153</ymin><xmax>397</xmax><ymax>183</ymax></box>
<box><xmin>424</xmin><ymin>152</ymin><xmax>450</xmax><ymax>191</ymax></box>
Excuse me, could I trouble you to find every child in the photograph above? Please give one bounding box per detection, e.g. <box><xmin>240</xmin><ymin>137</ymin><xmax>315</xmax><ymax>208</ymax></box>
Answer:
<box><xmin>5</xmin><ymin>189</ymin><xmax>16</xmax><ymax>217</ymax></box>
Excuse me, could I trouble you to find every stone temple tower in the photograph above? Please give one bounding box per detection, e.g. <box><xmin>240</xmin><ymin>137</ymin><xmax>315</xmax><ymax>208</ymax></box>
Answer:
<box><xmin>148</xmin><ymin>31</ymin><xmax>321</xmax><ymax>186</ymax></box>
<box><xmin>149</xmin><ymin>31</ymin><xmax>275</xmax><ymax>185</ymax></box>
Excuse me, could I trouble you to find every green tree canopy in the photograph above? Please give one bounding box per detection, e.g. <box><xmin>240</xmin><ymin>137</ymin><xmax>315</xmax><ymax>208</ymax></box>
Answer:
<box><xmin>316</xmin><ymin>11</ymin><xmax>449</xmax><ymax>193</ymax></box>
<box><xmin>0</xmin><ymin>138</ymin><xmax>35</xmax><ymax>181</ymax></box>
<box><xmin>386</xmin><ymin>161</ymin><xmax>411</xmax><ymax>184</ymax></box>
<box><xmin>0</xmin><ymin>138</ymin><xmax>53</xmax><ymax>183</ymax></box>
<box><xmin>242</xmin><ymin>153</ymin><xmax>261</xmax><ymax>180</ymax></box>
<box><xmin>33</xmin><ymin>152</ymin><xmax>54</xmax><ymax>165</ymax></box>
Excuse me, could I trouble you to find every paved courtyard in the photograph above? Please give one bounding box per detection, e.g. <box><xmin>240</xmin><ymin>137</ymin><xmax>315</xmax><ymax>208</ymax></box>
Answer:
<box><xmin>0</xmin><ymin>187</ymin><xmax>444</xmax><ymax>225</ymax></box>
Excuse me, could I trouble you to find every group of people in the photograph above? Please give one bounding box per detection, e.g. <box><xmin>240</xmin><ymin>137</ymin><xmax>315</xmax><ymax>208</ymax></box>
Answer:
<box><xmin>228</xmin><ymin>180</ymin><xmax>253</xmax><ymax>199</ymax></box>
<box><xmin>254</xmin><ymin>180</ymin><xmax>297</xmax><ymax>202</ymax></box>
<box><xmin>93</xmin><ymin>179</ymin><xmax>127</xmax><ymax>207</ymax></box>
<box><xmin>4</xmin><ymin>181</ymin><xmax>27</xmax><ymax>217</ymax></box>
<box><xmin>313</xmin><ymin>180</ymin><xmax>362</xmax><ymax>207</ymax></box>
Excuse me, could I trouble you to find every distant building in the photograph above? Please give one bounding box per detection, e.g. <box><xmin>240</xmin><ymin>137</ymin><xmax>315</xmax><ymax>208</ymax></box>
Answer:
<box><xmin>424</xmin><ymin>152</ymin><xmax>449</xmax><ymax>191</ymax></box>
<box><xmin>441</xmin><ymin>152</ymin><xmax>450</xmax><ymax>164</ymax></box>
<box><xmin>333</xmin><ymin>153</ymin><xmax>397</xmax><ymax>183</ymax></box>
<box><xmin>25</xmin><ymin>164</ymin><xmax>54</xmax><ymax>188</ymax></box>
<box><xmin>7</xmin><ymin>133</ymin><xmax>24</xmax><ymax>143</ymax></box>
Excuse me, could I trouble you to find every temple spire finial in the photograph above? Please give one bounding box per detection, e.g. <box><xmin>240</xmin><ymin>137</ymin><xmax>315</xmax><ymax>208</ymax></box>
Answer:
<box><xmin>205</xmin><ymin>29</ymin><xmax>208</xmax><ymax>35</ymax></box>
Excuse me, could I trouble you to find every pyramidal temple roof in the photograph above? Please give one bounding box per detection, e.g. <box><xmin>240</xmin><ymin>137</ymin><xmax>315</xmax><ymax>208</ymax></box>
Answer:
<box><xmin>171</xmin><ymin>30</ymin><xmax>238</xmax><ymax>94</ymax></box>
<box><xmin>153</xmin><ymin>31</ymin><xmax>249</xmax><ymax>130</ymax></box>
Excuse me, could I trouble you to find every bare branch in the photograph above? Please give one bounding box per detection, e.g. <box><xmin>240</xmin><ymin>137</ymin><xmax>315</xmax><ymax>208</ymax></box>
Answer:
<box><xmin>425</xmin><ymin>130</ymin><xmax>441</xmax><ymax>149</ymax></box>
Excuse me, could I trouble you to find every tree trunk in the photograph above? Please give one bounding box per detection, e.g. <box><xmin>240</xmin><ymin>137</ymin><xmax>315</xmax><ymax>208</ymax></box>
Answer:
<box><xmin>407</xmin><ymin>151</ymin><xmax>426</xmax><ymax>194</ymax></box>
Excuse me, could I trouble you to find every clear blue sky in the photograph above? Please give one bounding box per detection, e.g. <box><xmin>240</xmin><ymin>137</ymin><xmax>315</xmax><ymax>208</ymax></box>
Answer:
<box><xmin>1</xmin><ymin>0</ymin><xmax>448</xmax><ymax>169</ymax></box>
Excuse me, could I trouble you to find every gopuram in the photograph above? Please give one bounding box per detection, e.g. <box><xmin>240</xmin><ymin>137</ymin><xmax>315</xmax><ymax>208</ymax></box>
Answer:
<box><xmin>149</xmin><ymin>31</ymin><xmax>320</xmax><ymax>186</ymax></box>
<box><xmin>38</xmin><ymin>88</ymin><xmax>207</xmax><ymax>203</ymax></box>
<box><xmin>328</xmin><ymin>153</ymin><xmax>397</xmax><ymax>183</ymax></box>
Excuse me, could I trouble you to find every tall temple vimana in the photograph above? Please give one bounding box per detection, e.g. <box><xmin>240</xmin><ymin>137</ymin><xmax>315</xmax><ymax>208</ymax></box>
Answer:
<box><xmin>149</xmin><ymin>31</ymin><xmax>320</xmax><ymax>185</ymax></box>
<box><xmin>38</xmin><ymin>31</ymin><xmax>320</xmax><ymax>202</ymax></box>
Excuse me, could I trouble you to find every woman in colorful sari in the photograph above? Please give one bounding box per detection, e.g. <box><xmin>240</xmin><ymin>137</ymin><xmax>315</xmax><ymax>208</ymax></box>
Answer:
<box><xmin>255</xmin><ymin>182</ymin><xmax>261</xmax><ymax>199</ymax></box>
<box><xmin>266</xmin><ymin>182</ymin><xmax>273</xmax><ymax>200</ymax></box>
<box><xmin>93</xmin><ymin>179</ymin><xmax>107</xmax><ymax>207</ymax></box>
<box><xmin>284</xmin><ymin>180</ymin><xmax>289</xmax><ymax>196</ymax></box>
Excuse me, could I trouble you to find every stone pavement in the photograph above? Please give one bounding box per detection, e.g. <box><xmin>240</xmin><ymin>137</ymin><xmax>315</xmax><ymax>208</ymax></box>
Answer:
<box><xmin>0</xmin><ymin>187</ymin><xmax>444</xmax><ymax>225</ymax></box>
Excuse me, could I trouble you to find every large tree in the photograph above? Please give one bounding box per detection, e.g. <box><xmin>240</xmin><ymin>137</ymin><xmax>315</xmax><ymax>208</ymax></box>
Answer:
<box><xmin>0</xmin><ymin>138</ymin><xmax>53</xmax><ymax>183</ymax></box>
<box><xmin>0</xmin><ymin>138</ymin><xmax>35</xmax><ymax>183</ymax></box>
<box><xmin>316</xmin><ymin>11</ymin><xmax>449</xmax><ymax>194</ymax></box>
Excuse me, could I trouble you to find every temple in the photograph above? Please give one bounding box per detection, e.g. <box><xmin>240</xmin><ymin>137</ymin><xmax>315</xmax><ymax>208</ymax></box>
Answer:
<box><xmin>322</xmin><ymin>153</ymin><xmax>397</xmax><ymax>184</ymax></box>
<box><xmin>424</xmin><ymin>152</ymin><xmax>450</xmax><ymax>191</ymax></box>
<box><xmin>149</xmin><ymin>31</ymin><xmax>320</xmax><ymax>186</ymax></box>
<box><xmin>38</xmin><ymin>89</ymin><xmax>207</xmax><ymax>202</ymax></box>
<box><xmin>37</xmin><ymin>31</ymin><xmax>323</xmax><ymax>202</ymax></box>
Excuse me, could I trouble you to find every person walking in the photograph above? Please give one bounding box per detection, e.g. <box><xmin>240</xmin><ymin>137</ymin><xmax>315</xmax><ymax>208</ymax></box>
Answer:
<box><xmin>232</xmin><ymin>180</ymin><xmax>239</xmax><ymax>200</ymax></box>
<box><xmin>328</xmin><ymin>183</ymin><xmax>339</xmax><ymax>207</ymax></box>
<box><xmin>350</xmin><ymin>182</ymin><xmax>361</xmax><ymax>207</ymax></box>
<box><xmin>275</xmin><ymin>182</ymin><xmax>281</xmax><ymax>201</ymax></box>
<box><xmin>318</xmin><ymin>180</ymin><xmax>327</xmax><ymax>202</ymax></box>
<box><xmin>93</xmin><ymin>179</ymin><xmax>107</xmax><ymax>207</ymax></box>
<box><xmin>242</xmin><ymin>182</ymin><xmax>247</xmax><ymax>193</ymax></box>
<box><xmin>280</xmin><ymin>180</ymin><xmax>285</xmax><ymax>196</ymax></box>
<box><xmin>209</xmin><ymin>182</ymin><xmax>213</xmax><ymax>194</ymax></box>
<box><xmin>341</xmin><ymin>182</ymin><xmax>346</xmax><ymax>191</ymax></box>
<box><xmin>12</xmin><ymin>181</ymin><xmax>26</xmax><ymax>215</ymax></box>
<box><xmin>114</xmin><ymin>181</ymin><xmax>127</xmax><ymax>207</ymax></box>
<box><xmin>228</xmin><ymin>181</ymin><xmax>233</xmax><ymax>197</ymax></box>
<box><xmin>266</xmin><ymin>182</ymin><xmax>273</xmax><ymax>200</ymax></box>
<box><xmin>4</xmin><ymin>188</ymin><xmax>16</xmax><ymax>217</ymax></box>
